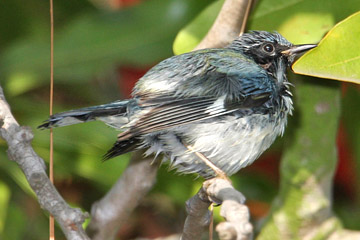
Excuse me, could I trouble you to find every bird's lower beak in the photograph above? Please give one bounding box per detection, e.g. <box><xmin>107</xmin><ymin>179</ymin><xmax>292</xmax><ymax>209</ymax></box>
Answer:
<box><xmin>281</xmin><ymin>44</ymin><xmax>317</xmax><ymax>56</ymax></box>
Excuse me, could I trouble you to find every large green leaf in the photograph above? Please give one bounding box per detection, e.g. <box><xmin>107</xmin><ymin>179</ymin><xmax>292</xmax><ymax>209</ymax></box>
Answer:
<box><xmin>292</xmin><ymin>11</ymin><xmax>360</xmax><ymax>83</ymax></box>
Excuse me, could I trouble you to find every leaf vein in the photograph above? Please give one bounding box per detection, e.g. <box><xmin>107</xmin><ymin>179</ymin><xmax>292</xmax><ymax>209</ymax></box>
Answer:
<box><xmin>328</xmin><ymin>55</ymin><xmax>360</xmax><ymax>67</ymax></box>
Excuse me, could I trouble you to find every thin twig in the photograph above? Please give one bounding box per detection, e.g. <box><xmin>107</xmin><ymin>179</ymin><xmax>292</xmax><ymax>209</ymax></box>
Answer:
<box><xmin>49</xmin><ymin>0</ymin><xmax>55</xmax><ymax>238</ymax></box>
<box><xmin>0</xmin><ymin>86</ymin><xmax>90</xmax><ymax>240</ymax></box>
<box><xmin>239</xmin><ymin>0</ymin><xmax>253</xmax><ymax>35</ymax></box>
<box><xmin>185</xmin><ymin>144</ymin><xmax>228</xmax><ymax>180</ymax></box>
<box><xmin>209</xmin><ymin>204</ymin><xmax>214</xmax><ymax>240</ymax></box>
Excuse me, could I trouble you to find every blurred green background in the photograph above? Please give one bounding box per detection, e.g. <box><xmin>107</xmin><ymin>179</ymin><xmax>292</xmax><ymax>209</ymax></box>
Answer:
<box><xmin>0</xmin><ymin>0</ymin><xmax>359</xmax><ymax>239</ymax></box>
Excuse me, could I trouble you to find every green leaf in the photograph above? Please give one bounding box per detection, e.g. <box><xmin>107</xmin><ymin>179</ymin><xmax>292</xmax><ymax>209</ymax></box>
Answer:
<box><xmin>0</xmin><ymin>181</ymin><xmax>10</xmax><ymax>234</ymax></box>
<box><xmin>5</xmin><ymin>73</ymin><xmax>40</xmax><ymax>96</ymax></box>
<box><xmin>292</xmin><ymin>11</ymin><xmax>360</xmax><ymax>83</ymax></box>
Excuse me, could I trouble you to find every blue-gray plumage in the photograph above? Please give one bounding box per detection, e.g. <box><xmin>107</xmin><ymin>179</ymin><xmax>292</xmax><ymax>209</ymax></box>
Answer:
<box><xmin>39</xmin><ymin>31</ymin><xmax>316</xmax><ymax>179</ymax></box>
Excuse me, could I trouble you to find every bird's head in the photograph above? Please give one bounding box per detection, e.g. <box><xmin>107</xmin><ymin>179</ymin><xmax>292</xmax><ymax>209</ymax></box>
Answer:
<box><xmin>227</xmin><ymin>31</ymin><xmax>316</xmax><ymax>81</ymax></box>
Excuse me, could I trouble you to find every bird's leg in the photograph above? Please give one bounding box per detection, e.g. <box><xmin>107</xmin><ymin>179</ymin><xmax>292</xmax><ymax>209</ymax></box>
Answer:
<box><xmin>185</xmin><ymin>144</ymin><xmax>230</xmax><ymax>181</ymax></box>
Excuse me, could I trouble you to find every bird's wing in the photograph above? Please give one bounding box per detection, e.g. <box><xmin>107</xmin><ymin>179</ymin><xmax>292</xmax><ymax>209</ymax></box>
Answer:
<box><xmin>116</xmin><ymin>92</ymin><xmax>270</xmax><ymax>141</ymax></box>
<box><xmin>103</xmin><ymin>93</ymin><xmax>270</xmax><ymax>159</ymax></box>
<box><xmin>133</xmin><ymin>49</ymin><xmax>275</xmax><ymax>101</ymax></box>
<box><xmin>119</xmin><ymin>50</ymin><xmax>276</xmax><ymax>140</ymax></box>
<box><xmin>105</xmin><ymin>50</ymin><xmax>276</xmax><ymax>159</ymax></box>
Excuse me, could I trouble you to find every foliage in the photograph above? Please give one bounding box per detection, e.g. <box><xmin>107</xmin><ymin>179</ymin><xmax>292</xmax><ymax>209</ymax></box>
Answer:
<box><xmin>293</xmin><ymin>11</ymin><xmax>360</xmax><ymax>83</ymax></box>
<box><xmin>0</xmin><ymin>0</ymin><xmax>359</xmax><ymax>239</ymax></box>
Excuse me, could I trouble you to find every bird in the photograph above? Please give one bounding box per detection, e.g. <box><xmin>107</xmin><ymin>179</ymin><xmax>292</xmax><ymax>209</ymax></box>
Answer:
<box><xmin>39</xmin><ymin>31</ymin><xmax>316</xmax><ymax>179</ymax></box>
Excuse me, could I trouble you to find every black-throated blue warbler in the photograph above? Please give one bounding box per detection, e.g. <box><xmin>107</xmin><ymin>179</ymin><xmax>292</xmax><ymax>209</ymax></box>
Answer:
<box><xmin>39</xmin><ymin>31</ymin><xmax>316</xmax><ymax>179</ymax></box>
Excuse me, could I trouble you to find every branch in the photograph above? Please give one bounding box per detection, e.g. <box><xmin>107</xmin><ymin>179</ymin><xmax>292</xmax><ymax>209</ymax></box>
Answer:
<box><xmin>205</xmin><ymin>178</ymin><xmax>253</xmax><ymax>240</ymax></box>
<box><xmin>0</xmin><ymin>86</ymin><xmax>89</xmax><ymax>240</ymax></box>
<box><xmin>328</xmin><ymin>229</ymin><xmax>360</xmax><ymax>240</ymax></box>
<box><xmin>182</xmin><ymin>178</ymin><xmax>253</xmax><ymax>240</ymax></box>
<box><xmin>182</xmin><ymin>187</ymin><xmax>212</xmax><ymax>240</ymax></box>
<box><xmin>86</xmin><ymin>150</ymin><xmax>158</xmax><ymax>240</ymax></box>
<box><xmin>194</xmin><ymin>0</ymin><xmax>252</xmax><ymax>50</ymax></box>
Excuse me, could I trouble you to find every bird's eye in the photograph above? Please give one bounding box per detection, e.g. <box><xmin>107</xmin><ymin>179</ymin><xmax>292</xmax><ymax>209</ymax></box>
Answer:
<box><xmin>263</xmin><ymin>43</ymin><xmax>275</xmax><ymax>53</ymax></box>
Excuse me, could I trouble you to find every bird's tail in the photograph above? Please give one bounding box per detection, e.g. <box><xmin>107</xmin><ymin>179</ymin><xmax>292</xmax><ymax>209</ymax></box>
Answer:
<box><xmin>38</xmin><ymin>100</ymin><xmax>132</xmax><ymax>129</ymax></box>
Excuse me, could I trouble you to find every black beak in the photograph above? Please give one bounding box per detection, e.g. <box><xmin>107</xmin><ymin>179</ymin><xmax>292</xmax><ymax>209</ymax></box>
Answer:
<box><xmin>281</xmin><ymin>44</ymin><xmax>317</xmax><ymax>56</ymax></box>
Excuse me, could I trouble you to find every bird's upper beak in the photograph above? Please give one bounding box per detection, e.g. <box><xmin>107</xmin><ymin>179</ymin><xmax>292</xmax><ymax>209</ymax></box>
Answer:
<box><xmin>281</xmin><ymin>44</ymin><xmax>317</xmax><ymax>56</ymax></box>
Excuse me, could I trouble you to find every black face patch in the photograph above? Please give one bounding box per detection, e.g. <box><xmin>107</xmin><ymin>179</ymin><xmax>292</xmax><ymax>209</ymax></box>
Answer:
<box><xmin>247</xmin><ymin>43</ymin><xmax>282</xmax><ymax>65</ymax></box>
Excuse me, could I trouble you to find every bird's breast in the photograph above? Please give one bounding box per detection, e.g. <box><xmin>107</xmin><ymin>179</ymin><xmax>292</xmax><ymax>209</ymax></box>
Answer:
<box><xmin>178</xmin><ymin>94</ymin><xmax>292</xmax><ymax>176</ymax></box>
<box><xmin>141</xmin><ymin>93</ymin><xmax>293</xmax><ymax>178</ymax></box>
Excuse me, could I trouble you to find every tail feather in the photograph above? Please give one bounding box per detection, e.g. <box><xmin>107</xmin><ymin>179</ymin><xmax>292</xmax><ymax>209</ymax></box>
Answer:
<box><xmin>38</xmin><ymin>100</ymin><xmax>131</xmax><ymax>129</ymax></box>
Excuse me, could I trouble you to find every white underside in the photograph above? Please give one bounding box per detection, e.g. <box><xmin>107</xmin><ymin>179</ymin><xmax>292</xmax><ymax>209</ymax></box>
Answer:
<box><xmin>142</xmin><ymin>108</ymin><xmax>289</xmax><ymax>178</ymax></box>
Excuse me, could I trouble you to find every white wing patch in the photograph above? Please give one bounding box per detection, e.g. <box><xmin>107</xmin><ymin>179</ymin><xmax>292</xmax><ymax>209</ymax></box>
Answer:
<box><xmin>205</xmin><ymin>95</ymin><xmax>226</xmax><ymax>115</ymax></box>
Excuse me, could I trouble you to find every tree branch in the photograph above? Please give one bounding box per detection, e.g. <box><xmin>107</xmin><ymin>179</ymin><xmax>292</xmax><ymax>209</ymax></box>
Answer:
<box><xmin>194</xmin><ymin>0</ymin><xmax>252</xmax><ymax>50</ymax></box>
<box><xmin>86</xmin><ymin>150</ymin><xmax>158</xmax><ymax>240</ymax></box>
<box><xmin>182</xmin><ymin>187</ymin><xmax>212</xmax><ymax>240</ymax></box>
<box><xmin>0</xmin><ymin>85</ymin><xmax>90</xmax><ymax>240</ymax></box>
<box><xmin>182</xmin><ymin>178</ymin><xmax>253</xmax><ymax>240</ymax></box>
<box><xmin>328</xmin><ymin>229</ymin><xmax>360</xmax><ymax>240</ymax></box>
<box><xmin>204</xmin><ymin>178</ymin><xmax>253</xmax><ymax>240</ymax></box>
